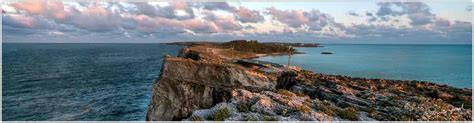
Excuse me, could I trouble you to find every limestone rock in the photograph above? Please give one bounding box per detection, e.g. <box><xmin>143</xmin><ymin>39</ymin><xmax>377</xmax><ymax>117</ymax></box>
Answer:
<box><xmin>146</xmin><ymin>57</ymin><xmax>275</xmax><ymax>120</ymax></box>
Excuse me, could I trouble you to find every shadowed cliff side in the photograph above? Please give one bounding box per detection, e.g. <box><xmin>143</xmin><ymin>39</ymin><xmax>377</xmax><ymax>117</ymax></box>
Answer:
<box><xmin>146</xmin><ymin>55</ymin><xmax>276</xmax><ymax>120</ymax></box>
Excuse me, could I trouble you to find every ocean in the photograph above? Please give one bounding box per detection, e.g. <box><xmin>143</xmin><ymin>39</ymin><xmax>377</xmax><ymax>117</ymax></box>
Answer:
<box><xmin>2</xmin><ymin>43</ymin><xmax>471</xmax><ymax>120</ymax></box>
<box><xmin>2</xmin><ymin>43</ymin><xmax>183</xmax><ymax>120</ymax></box>
<box><xmin>257</xmin><ymin>44</ymin><xmax>472</xmax><ymax>89</ymax></box>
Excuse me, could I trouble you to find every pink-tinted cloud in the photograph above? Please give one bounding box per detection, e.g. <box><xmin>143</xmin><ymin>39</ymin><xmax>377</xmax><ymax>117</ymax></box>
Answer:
<box><xmin>267</xmin><ymin>7</ymin><xmax>309</xmax><ymax>28</ymax></box>
<box><xmin>234</xmin><ymin>6</ymin><xmax>264</xmax><ymax>23</ymax></box>
<box><xmin>11</xmin><ymin>0</ymin><xmax>44</xmax><ymax>15</ymax></box>
<box><xmin>12</xmin><ymin>0</ymin><xmax>69</xmax><ymax>21</ymax></box>
<box><xmin>3</xmin><ymin>1</ymin><xmax>471</xmax><ymax>44</ymax></box>
<box><xmin>131</xmin><ymin>14</ymin><xmax>184</xmax><ymax>33</ymax></box>
<box><xmin>183</xmin><ymin>19</ymin><xmax>219</xmax><ymax>33</ymax></box>
<box><xmin>43</xmin><ymin>0</ymin><xmax>68</xmax><ymax>20</ymax></box>
<box><xmin>210</xmin><ymin>14</ymin><xmax>242</xmax><ymax>31</ymax></box>
<box><xmin>267</xmin><ymin>7</ymin><xmax>340</xmax><ymax>31</ymax></box>
<box><xmin>67</xmin><ymin>6</ymin><xmax>116</xmax><ymax>31</ymax></box>
<box><xmin>3</xmin><ymin>14</ymin><xmax>36</xmax><ymax>28</ymax></box>
<box><xmin>170</xmin><ymin>0</ymin><xmax>188</xmax><ymax>10</ymax></box>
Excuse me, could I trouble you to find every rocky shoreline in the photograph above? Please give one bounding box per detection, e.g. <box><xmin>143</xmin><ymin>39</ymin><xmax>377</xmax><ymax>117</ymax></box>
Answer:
<box><xmin>146</xmin><ymin>41</ymin><xmax>471</xmax><ymax>121</ymax></box>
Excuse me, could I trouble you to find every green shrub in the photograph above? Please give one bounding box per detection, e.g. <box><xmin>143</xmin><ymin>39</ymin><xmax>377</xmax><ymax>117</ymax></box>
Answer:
<box><xmin>295</xmin><ymin>92</ymin><xmax>307</xmax><ymax>97</ymax></box>
<box><xmin>337</xmin><ymin>107</ymin><xmax>359</xmax><ymax>120</ymax></box>
<box><xmin>219</xmin><ymin>40</ymin><xmax>296</xmax><ymax>54</ymax></box>
<box><xmin>245</xmin><ymin>116</ymin><xmax>258</xmax><ymax>121</ymax></box>
<box><xmin>190</xmin><ymin>115</ymin><xmax>203</xmax><ymax>121</ymax></box>
<box><xmin>317</xmin><ymin>102</ymin><xmax>335</xmax><ymax>116</ymax></box>
<box><xmin>211</xmin><ymin>108</ymin><xmax>230</xmax><ymax>121</ymax></box>
<box><xmin>236</xmin><ymin>102</ymin><xmax>251</xmax><ymax>112</ymax></box>
<box><xmin>296</xmin><ymin>105</ymin><xmax>312</xmax><ymax>114</ymax></box>
<box><xmin>262</xmin><ymin>115</ymin><xmax>279</xmax><ymax>121</ymax></box>
<box><xmin>276</xmin><ymin>89</ymin><xmax>295</xmax><ymax>97</ymax></box>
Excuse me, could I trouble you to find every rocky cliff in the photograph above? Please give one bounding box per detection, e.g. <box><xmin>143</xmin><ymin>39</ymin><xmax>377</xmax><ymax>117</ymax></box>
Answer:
<box><xmin>146</xmin><ymin>53</ymin><xmax>275</xmax><ymax>120</ymax></box>
<box><xmin>147</xmin><ymin>43</ymin><xmax>472</xmax><ymax>121</ymax></box>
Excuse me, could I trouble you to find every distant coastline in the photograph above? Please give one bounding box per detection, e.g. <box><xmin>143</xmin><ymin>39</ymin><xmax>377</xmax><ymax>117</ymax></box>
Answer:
<box><xmin>163</xmin><ymin>40</ymin><xmax>322</xmax><ymax>47</ymax></box>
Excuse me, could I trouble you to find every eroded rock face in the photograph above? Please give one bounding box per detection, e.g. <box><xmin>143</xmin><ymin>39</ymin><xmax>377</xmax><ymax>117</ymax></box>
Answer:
<box><xmin>148</xmin><ymin>44</ymin><xmax>472</xmax><ymax>121</ymax></box>
<box><xmin>146</xmin><ymin>57</ymin><xmax>275</xmax><ymax>120</ymax></box>
<box><xmin>185</xmin><ymin>89</ymin><xmax>335</xmax><ymax>121</ymax></box>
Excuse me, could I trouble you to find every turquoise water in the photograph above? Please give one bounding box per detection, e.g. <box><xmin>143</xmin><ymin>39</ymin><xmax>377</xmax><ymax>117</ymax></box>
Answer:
<box><xmin>257</xmin><ymin>44</ymin><xmax>472</xmax><ymax>88</ymax></box>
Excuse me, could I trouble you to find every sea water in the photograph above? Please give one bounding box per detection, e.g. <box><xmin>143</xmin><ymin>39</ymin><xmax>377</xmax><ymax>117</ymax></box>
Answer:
<box><xmin>257</xmin><ymin>44</ymin><xmax>472</xmax><ymax>89</ymax></box>
<box><xmin>2</xmin><ymin>43</ymin><xmax>182</xmax><ymax>120</ymax></box>
<box><xmin>2</xmin><ymin>43</ymin><xmax>472</xmax><ymax>121</ymax></box>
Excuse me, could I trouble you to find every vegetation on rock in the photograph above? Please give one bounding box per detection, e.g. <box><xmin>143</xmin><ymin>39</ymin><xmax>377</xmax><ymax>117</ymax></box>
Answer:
<box><xmin>337</xmin><ymin>107</ymin><xmax>359</xmax><ymax>120</ymax></box>
<box><xmin>219</xmin><ymin>40</ymin><xmax>296</xmax><ymax>54</ymax></box>
<box><xmin>210</xmin><ymin>108</ymin><xmax>230</xmax><ymax>121</ymax></box>
<box><xmin>276</xmin><ymin>89</ymin><xmax>295</xmax><ymax>97</ymax></box>
<box><xmin>190</xmin><ymin>115</ymin><xmax>204</xmax><ymax>121</ymax></box>
<box><xmin>316</xmin><ymin>101</ymin><xmax>336</xmax><ymax>116</ymax></box>
<box><xmin>236</xmin><ymin>102</ymin><xmax>251</xmax><ymax>113</ymax></box>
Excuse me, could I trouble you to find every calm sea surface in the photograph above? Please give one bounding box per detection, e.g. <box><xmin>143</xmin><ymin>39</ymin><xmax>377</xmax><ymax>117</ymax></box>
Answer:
<box><xmin>2</xmin><ymin>44</ymin><xmax>472</xmax><ymax>121</ymax></box>
<box><xmin>257</xmin><ymin>44</ymin><xmax>472</xmax><ymax>88</ymax></box>
<box><xmin>2</xmin><ymin>43</ymin><xmax>182</xmax><ymax>120</ymax></box>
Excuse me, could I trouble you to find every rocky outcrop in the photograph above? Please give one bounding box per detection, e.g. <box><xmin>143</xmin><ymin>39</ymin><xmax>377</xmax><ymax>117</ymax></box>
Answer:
<box><xmin>146</xmin><ymin>56</ymin><xmax>275</xmax><ymax>120</ymax></box>
<box><xmin>147</xmin><ymin>43</ymin><xmax>472</xmax><ymax>121</ymax></box>
<box><xmin>184</xmin><ymin>89</ymin><xmax>336</xmax><ymax>121</ymax></box>
<box><xmin>285</xmin><ymin>71</ymin><xmax>472</xmax><ymax>121</ymax></box>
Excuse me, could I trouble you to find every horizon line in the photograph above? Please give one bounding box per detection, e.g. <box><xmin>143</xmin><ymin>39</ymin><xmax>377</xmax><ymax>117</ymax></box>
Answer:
<box><xmin>2</xmin><ymin>42</ymin><xmax>472</xmax><ymax>45</ymax></box>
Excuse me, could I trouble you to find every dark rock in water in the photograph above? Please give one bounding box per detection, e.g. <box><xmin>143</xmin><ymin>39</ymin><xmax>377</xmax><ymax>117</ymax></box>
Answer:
<box><xmin>321</xmin><ymin>52</ymin><xmax>333</xmax><ymax>55</ymax></box>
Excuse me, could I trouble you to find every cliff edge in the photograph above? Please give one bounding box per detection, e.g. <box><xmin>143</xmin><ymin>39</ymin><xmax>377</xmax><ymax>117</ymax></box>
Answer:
<box><xmin>147</xmin><ymin>41</ymin><xmax>471</xmax><ymax>121</ymax></box>
<box><xmin>146</xmin><ymin>46</ymin><xmax>276</xmax><ymax>120</ymax></box>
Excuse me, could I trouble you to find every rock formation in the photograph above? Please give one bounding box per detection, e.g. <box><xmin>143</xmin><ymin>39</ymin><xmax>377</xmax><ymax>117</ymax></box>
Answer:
<box><xmin>146</xmin><ymin>49</ymin><xmax>275</xmax><ymax>120</ymax></box>
<box><xmin>147</xmin><ymin>42</ymin><xmax>472</xmax><ymax>121</ymax></box>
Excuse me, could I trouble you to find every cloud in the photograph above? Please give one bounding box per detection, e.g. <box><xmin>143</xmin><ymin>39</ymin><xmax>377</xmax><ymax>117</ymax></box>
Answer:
<box><xmin>183</xmin><ymin>19</ymin><xmax>219</xmax><ymax>33</ymax></box>
<box><xmin>65</xmin><ymin>5</ymin><xmax>123</xmax><ymax>32</ymax></box>
<box><xmin>2</xmin><ymin>1</ymin><xmax>471</xmax><ymax>44</ymax></box>
<box><xmin>374</xmin><ymin>2</ymin><xmax>435</xmax><ymax>26</ymax></box>
<box><xmin>234</xmin><ymin>6</ymin><xmax>264</xmax><ymax>23</ymax></box>
<box><xmin>267</xmin><ymin>7</ymin><xmax>342</xmax><ymax>31</ymax></box>
<box><xmin>208</xmin><ymin>15</ymin><xmax>243</xmax><ymax>31</ymax></box>
<box><xmin>244</xmin><ymin>25</ymin><xmax>256</xmax><ymax>30</ymax></box>
<box><xmin>267</xmin><ymin>7</ymin><xmax>308</xmax><ymax>28</ymax></box>
<box><xmin>170</xmin><ymin>0</ymin><xmax>188</xmax><ymax>10</ymax></box>
<box><xmin>365</xmin><ymin>11</ymin><xmax>374</xmax><ymax>16</ymax></box>
<box><xmin>132</xmin><ymin>3</ymin><xmax>195</xmax><ymax>20</ymax></box>
<box><xmin>193</xmin><ymin>2</ymin><xmax>236</xmax><ymax>11</ymax></box>
<box><xmin>196</xmin><ymin>3</ymin><xmax>264</xmax><ymax>23</ymax></box>
<box><xmin>11</xmin><ymin>0</ymin><xmax>44</xmax><ymax>15</ymax></box>
<box><xmin>130</xmin><ymin>14</ymin><xmax>184</xmax><ymax>33</ymax></box>
<box><xmin>344</xmin><ymin>20</ymin><xmax>471</xmax><ymax>44</ymax></box>
<box><xmin>12</xmin><ymin>0</ymin><xmax>68</xmax><ymax>20</ymax></box>
<box><xmin>3</xmin><ymin>14</ymin><xmax>36</xmax><ymax>28</ymax></box>
<box><xmin>347</xmin><ymin>11</ymin><xmax>360</xmax><ymax>16</ymax></box>
<box><xmin>9</xmin><ymin>1</ymin><xmax>123</xmax><ymax>32</ymax></box>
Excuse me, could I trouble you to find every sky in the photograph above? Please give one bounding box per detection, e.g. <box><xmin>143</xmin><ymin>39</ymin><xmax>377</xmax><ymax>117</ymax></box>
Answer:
<box><xmin>1</xmin><ymin>0</ymin><xmax>472</xmax><ymax>44</ymax></box>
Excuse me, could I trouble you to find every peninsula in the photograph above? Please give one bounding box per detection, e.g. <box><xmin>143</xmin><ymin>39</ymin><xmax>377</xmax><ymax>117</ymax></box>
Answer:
<box><xmin>165</xmin><ymin>40</ymin><xmax>321</xmax><ymax>47</ymax></box>
<box><xmin>147</xmin><ymin>40</ymin><xmax>471</xmax><ymax>121</ymax></box>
